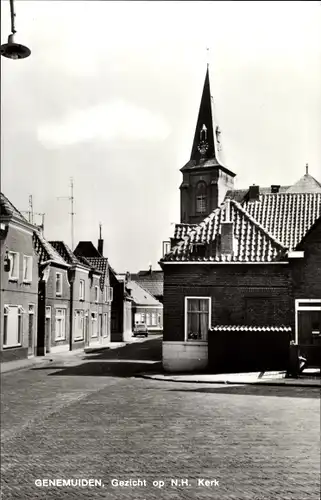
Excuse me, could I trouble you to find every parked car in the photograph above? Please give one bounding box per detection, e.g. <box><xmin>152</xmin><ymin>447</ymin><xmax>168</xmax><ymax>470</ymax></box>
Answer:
<box><xmin>133</xmin><ymin>323</ymin><xmax>148</xmax><ymax>337</ymax></box>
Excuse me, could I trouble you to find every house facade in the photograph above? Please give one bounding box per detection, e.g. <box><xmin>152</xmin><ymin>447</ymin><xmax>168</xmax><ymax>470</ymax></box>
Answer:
<box><xmin>74</xmin><ymin>237</ymin><xmax>112</xmax><ymax>346</ymax></box>
<box><xmin>160</xmin><ymin>68</ymin><xmax>321</xmax><ymax>373</ymax></box>
<box><xmin>33</xmin><ymin>232</ymin><xmax>71</xmax><ymax>355</ymax></box>
<box><xmin>110</xmin><ymin>269</ymin><xmax>133</xmax><ymax>342</ymax></box>
<box><xmin>126</xmin><ymin>280</ymin><xmax>163</xmax><ymax>334</ymax></box>
<box><xmin>1</xmin><ymin>193</ymin><xmax>39</xmax><ymax>362</ymax></box>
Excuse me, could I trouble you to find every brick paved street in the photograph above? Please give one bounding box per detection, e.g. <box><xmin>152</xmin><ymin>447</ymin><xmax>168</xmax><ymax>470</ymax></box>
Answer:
<box><xmin>1</xmin><ymin>338</ymin><xmax>320</xmax><ymax>500</ymax></box>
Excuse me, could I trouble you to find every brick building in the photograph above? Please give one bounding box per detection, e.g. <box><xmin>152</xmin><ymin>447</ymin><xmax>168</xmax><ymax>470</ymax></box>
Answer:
<box><xmin>160</xmin><ymin>68</ymin><xmax>321</xmax><ymax>373</ymax></box>
<box><xmin>1</xmin><ymin>193</ymin><xmax>39</xmax><ymax>362</ymax></box>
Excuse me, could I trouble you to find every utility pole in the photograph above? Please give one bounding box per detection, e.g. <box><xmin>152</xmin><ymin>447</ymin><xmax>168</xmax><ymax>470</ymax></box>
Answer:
<box><xmin>21</xmin><ymin>195</ymin><xmax>45</xmax><ymax>232</ymax></box>
<box><xmin>57</xmin><ymin>178</ymin><xmax>75</xmax><ymax>250</ymax></box>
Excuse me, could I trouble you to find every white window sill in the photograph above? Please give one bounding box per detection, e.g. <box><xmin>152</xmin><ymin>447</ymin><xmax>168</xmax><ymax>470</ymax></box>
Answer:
<box><xmin>8</xmin><ymin>278</ymin><xmax>18</xmax><ymax>282</ymax></box>
<box><xmin>79</xmin><ymin>299</ymin><xmax>85</xmax><ymax>302</ymax></box>
<box><xmin>55</xmin><ymin>337</ymin><xmax>66</xmax><ymax>342</ymax></box>
<box><xmin>56</xmin><ymin>293</ymin><xmax>62</xmax><ymax>297</ymax></box>
<box><xmin>23</xmin><ymin>281</ymin><xmax>32</xmax><ymax>285</ymax></box>
<box><xmin>74</xmin><ymin>337</ymin><xmax>84</xmax><ymax>342</ymax></box>
<box><xmin>3</xmin><ymin>343</ymin><xmax>22</xmax><ymax>349</ymax></box>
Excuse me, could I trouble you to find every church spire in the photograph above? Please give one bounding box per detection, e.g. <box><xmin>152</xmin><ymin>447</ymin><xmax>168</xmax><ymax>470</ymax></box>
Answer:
<box><xmin>190</xmin><ymin>66</ymin><xmax>219</xmax><ymax>165</ymax></box>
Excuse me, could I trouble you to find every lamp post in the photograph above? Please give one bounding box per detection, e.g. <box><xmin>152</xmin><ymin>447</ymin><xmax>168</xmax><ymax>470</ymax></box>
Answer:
<box><xmin>1</xmin><ymin>0</ymin><xmax>31</xmax><ymax>59</ymax></box>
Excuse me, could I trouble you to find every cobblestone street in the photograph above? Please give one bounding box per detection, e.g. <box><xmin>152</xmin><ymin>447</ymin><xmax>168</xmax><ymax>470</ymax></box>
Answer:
<box><xmin>1</xmin><ymin>338</ymin><xmax>320</xmax><ymax>500</ymax></box>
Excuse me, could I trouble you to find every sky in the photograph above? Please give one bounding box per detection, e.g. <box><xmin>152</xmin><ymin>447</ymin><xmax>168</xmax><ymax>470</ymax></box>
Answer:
<box><xmin>1</xmin><ymin>1</ymin><xmax>320</xmax><ymax>272</ymax></box>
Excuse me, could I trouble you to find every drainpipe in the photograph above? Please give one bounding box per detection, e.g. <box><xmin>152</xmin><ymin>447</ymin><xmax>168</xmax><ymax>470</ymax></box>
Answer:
<box><xmin>68</xmin><ymin>268</ymin><xmax>75</xmax><ymax>351</ymax></box>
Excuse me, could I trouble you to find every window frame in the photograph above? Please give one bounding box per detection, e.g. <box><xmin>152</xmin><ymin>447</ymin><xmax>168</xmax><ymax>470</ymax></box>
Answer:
<box><xmin>94</xmin><ymin>286</ymin><xmax>99</xmax><ymax>303</ymax></box>
<box><xmin>74</xmin><ymin>309</ymin><xmax>84</xmax><ymax>341</ymax></box>
<box><xmin>79</xmin><ymin>279</ymin><xmax>85</xmax><ymax>301</ymax></box>
<box><xmin>195</xmin><ymin>181</ymin><xmax>207</xmax><ymax>215</ymax></box>
<box><xmin>184</xmin><ymin>296</ymin><xmax>212</xmax><ymax>342</ymax></box>
<box><xmin>8</xmin><ymin>251</ymin><xmax>19</xmax><ymax>281</ymax></box>
<box><xmin>55</xmin><ymin>308</ymin><xmax>66</xmax><ymax>340</ymax></box>
<box><xmin>55</xmin><ymin>272</ymin><xmax>63</xmax><ymax>297</ymax></box>
<box><xmin>23</xmin><ymin>255</ymin><xmax>33</xmax><ymax>283</ymax></box>
<box><xmin>91</xmin><ymin>312</ymin><xmax>98</xmax><ymax>338</ymax></box>
<box><xmin>3</xmin><ymin>304</ymin><xmax>23</xmax><ymax>348</ymax></box>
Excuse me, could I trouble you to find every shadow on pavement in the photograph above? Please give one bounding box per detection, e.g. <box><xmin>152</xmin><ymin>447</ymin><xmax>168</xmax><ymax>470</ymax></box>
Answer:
<box><xmin>167</xmin><ymin>385</ymin><xmax>321</xmax><ymax>399</ymax></box>
<box><xmin>32</xmin><ymin>338</ymin><xmax>163</xmax><ymax>378</ymax></box>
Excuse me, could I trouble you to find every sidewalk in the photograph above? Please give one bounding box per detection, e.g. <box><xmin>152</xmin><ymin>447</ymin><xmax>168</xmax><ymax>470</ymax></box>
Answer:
<box><xmin>137</xmin><ymin>369</ymin><xmax>321</xmax><ymax>387</ymax></box>
<box><xmin>0</xmin><ymin>341</ymin><xmax>128</xmax><ymax>375</ymax></box>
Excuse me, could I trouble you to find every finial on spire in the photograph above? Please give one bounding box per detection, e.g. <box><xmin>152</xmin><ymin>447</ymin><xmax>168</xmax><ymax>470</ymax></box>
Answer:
<box><xmin>206</xmin><ymin>47</ymin><xmax>210</xmax><ymax>68</ymax></box>
<box><xmin>99</xmin><ymin>222</ymin><xmax>102</xmax><ymax>239</ymax></box>
<box><xmin>305</xmin><ymin>163</ymin><xmax>309</xmax><ymax>175</ymax></box>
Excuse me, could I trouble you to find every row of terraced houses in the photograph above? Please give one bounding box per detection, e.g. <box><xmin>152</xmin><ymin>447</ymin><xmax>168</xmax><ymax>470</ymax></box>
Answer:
<box><xmin>0</xmin><ymin>196</ymin><xmax>163</xmax><ymax>363</ymax></box>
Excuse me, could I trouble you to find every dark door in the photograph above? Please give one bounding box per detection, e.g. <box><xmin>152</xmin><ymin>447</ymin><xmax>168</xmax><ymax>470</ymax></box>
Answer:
<box><xmin>298</xmin><ymin>310</ymin><xmax>321</xmax><ymax>367</ymax></box>
<box><xmin>28</xmin><ymin>312</ymin><xmax>34</xmax><ymax>356</ymax></box>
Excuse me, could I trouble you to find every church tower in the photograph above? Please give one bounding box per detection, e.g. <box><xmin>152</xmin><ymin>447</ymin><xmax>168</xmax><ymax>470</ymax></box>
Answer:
<box><xmin>180</xmin><ymin>67</ymin><xmax>236</xmax><ymax>224</ymax></box>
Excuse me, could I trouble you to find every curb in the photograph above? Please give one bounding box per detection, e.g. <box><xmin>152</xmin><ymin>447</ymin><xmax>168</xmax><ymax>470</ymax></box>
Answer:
<box><xmin>135</xmin><ymin>373</ymin><xmax>320</xmax><ymax>388</ymax></box>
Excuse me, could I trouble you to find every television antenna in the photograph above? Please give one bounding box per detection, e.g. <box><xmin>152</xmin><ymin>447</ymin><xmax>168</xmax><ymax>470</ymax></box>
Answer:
<box><xmin>57</xmin><ymin>178</ymin><xmax>75</xmax><ymax>250</ymax></box>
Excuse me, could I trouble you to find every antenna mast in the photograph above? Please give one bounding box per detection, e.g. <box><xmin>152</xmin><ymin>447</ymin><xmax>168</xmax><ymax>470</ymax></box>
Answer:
<box><xmin>21</xmin><ymin>195</ymin><xmax>45</xmax><ymax>232</ymax></box>
<box><xmin>57</xmin><ymin>177</ymin><xmax>75</xmax><ymax>250</ymax></box>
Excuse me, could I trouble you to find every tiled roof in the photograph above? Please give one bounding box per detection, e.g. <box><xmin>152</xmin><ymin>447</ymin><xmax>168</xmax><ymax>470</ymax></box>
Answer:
<box><xmin>286</xmin><ymin>173</ymin><xmax>321</xmax><ymax>194</ymax></box>
<box><xmin>242</xmin><ymin>193</ymin><xmax>321</xmax><ymax>250</ymax></box>
<box><xmin>132</xmin><ymin>270</ymin><xmax>164</xmax><ymax>298</ymax></box>
<box><xmin>83</xmin><ymin>257</ymin><xmax>108</xmax><ymax>288</ymax></box>
<box><xmin>50</xmin><ymin>241</ymin><xmax>92</xmax><ymax>269</ymax></box>
<box><xmin>126</xmin><ymin>280</ymin><xmax>162</xmax><ymax>306</ymax></box>
<box><xmin>210</xmin><ymin>325</ymin><xmax>292</xmax><ymax>332</ymax></box>
<box><xmin>74</xmin><ymin>241</ymin><xmax>102</xmax><ymax>258</ymax></box>
<box><xmin>225</xmin><ymin>186</ymin><xmax>290</xmax><ymax>203</ymax></box>
<box><xmin>173</xmin><ymin>223</ymin><xmax>198</xmax><ymax>240</ymax></box>
<box><xmin>162</xmin><ymin>192</ymin><xmax>321</xmax><ymax>263</ymax></box>
<box><xmin>33</xmin><ymin>232</ymin><xmax>69</xmax><ymax>267</ymax></box>
<box><xmin>1</xmin><ymin>193</ymin><xmax>29</xmax><ymax>224</ymax></box>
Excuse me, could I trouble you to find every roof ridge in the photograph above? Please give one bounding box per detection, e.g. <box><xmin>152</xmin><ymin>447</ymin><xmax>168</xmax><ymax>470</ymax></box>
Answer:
<box><xmin>230</xmin><ymin>200</ymin><xmax>286</xmax><ymax>249</ymax></box>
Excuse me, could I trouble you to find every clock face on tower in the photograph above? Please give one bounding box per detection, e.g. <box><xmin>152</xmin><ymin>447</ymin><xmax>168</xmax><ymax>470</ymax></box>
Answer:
<box><xmin>197</xmin><ymin>140</ymin><xmax>209</xmax><ymax>157</ymax></box>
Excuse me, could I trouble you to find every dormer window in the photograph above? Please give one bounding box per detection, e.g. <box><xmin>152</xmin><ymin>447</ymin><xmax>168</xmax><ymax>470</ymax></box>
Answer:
<box><xmin>196</xmin><ymin>181</ymin><xmax>207</xmax><ymax>214</ymax></box>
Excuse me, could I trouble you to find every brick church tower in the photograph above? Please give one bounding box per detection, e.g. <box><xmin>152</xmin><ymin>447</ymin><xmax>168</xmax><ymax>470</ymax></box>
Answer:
<box><xmin>180</xmin><ymin>67</ymin><xmax>236</xmax><ymax>224</ymax></box>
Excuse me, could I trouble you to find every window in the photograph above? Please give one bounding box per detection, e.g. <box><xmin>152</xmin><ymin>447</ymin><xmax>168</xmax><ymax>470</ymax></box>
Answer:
<box><xmin>23</xmin><ymin>256</ymin><xmax>33</xmax><ymax>283</ymax></box>
<box><xmin>158</xmin><ymin>313</ymin><xmax>162</xmax><ymax>325</ymax></box>
<box><xmin>79</xmin><ymin>280</ymin><xmax>85</xmax><ymax>301</ymax></box>
<box><xmin>196</xmin><ymin>181</ymin><xmax>207</xmax><ymax>214</ymax></box>
<box><xmin>55</xmin><ymin>309</ymin><xmax>66</xmax><ymax>340</ymax></box>
<box><xmin>56</xmin><ymin>273</ymin><xmax>62</xmax><ymax>296</ymax></box>
<box><xmin>91</xmin><ymin>312</ymin><xmax>98</xmax><ymax>338</ymax></box>
<box><xmin>185</xmin><ymin>297</ymin><xmax>211</xmax><ymax>341</ymax></box>
<box><xmin>146</xmin><ymin>313</ymin><xmax>151</xmax><ymax>326</ymax></box>
<box><xmin>104</xmin><ymin>287</ymin><xmax>113</xmax><ymax>303</ymax></box>
<box><xmin>8</xmin><ymin>252</ymin><xmax>19</xmax><ymax>281</ymax></box>
<box><xmin>45</xmin><ymin>306</ymin><xmax>51</xmax><ymax>318</ymax></box>
<box><xmin>74</xmin><ymin>310</ymin><xmax>84</xmax><ymax>340</ymax></box>
<box><xmin>94</xmin><ymin>286</ymin><xmax>99</xmax><ymax>303</ymax></box>
<box><xmin>141</xmin><ymin>312</ymin><xmax>145</xmax><ymax>324</ymax></box>
<box><xmin>3</xmin><ymin>305</ymin><xmax>23</xmax><ymax>347</ymax></box>
<box><xmin>103</xmin><ymin>313</ymin><xmax>108</xmax><ymax>338</ymax></box>
<box><xmin>151</xmin><ymin>313</ymin><xmax>157</xmax><ymax>326</ymax></box>
<box><xmin>28</xmin><ymin>304</ymin><xmax>35</xmax><ymax>351</ymax></box>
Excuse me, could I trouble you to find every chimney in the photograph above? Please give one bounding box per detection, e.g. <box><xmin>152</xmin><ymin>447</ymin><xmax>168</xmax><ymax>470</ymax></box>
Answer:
<box><xmin>221</xmin><ymin>198</ymin><xmax>234</xmax><ymax>255</ymax></box>
<box><xmin>98</xmin><ymin>223</ymin><xmax>104</xmax><ymax>256</ymax></box>
<box><xmin>271</xmin><ymin>184</ymin><xmax>280</xmax><ymax>193</ymax></box>
<box><xmin>248</xmin><ymin>184</ymin><xmax>260</xmax><ymax>201</ymax></box>
<box><xmin>148</xmin><ymin>262</ymin><xmax>152</xmax><ymax>274</ymax></box>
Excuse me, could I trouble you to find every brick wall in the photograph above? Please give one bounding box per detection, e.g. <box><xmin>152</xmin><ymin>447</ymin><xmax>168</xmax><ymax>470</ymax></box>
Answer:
<box><xmin>291</xmin><ymin>219</ymin><xmax>321</xmax><ymax>301</ymax></box>
<box><xmin>163</xmin><ymin>263</ymin><xmax>291</xmax><ymax>342</ymax></box>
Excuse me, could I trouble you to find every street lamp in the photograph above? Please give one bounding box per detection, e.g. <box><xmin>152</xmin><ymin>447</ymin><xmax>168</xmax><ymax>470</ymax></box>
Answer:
<box><xmin>1</xmin><ymin>0</ymin><xmax>31</xmax><ymax>60</ymax></box>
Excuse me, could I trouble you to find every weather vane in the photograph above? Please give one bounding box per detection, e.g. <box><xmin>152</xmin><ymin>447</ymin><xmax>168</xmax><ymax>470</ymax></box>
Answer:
<box><xmin>1</xmin><ymin>0</ymin><xmax>31</xmax><ymax>59</ymax></box>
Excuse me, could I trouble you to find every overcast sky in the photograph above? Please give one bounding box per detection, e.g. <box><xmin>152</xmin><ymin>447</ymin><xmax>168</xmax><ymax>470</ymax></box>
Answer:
<box><xmin>1</xmin><ymin>1</ymin><xmax>320</xmax><ymax>272</ymax></box>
